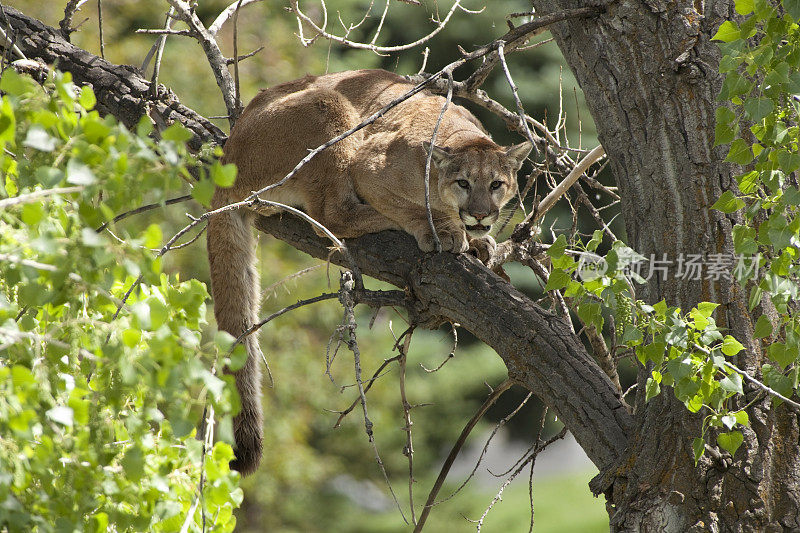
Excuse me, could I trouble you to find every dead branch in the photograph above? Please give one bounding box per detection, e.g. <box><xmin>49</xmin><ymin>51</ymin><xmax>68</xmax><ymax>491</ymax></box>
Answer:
<box><xmin>60</xmin><ymin>0</ymin><xmax>90</xmax><ymax>37</ymax></box>
<box><xmin>413</xmin><ymin>380</ymin><xmax>514</xmax><ymax>533</ymax></box>
<box><xmin>165</xmin><ymin>0</ymin><xmax>239</xmax><ymax>126</ymax></box>
<box><xmin>208</xmin><ymin>0</ymin><xmax>265</xmax><ymax>36</ymax></box>
<box><xmin>291</xmin><ymin>0</ymin><xmax>465</xmax><ymax>54</ymax></box>
<box><xmin>423</xmin><ymin>70</ymin><xmax>454</xmax><ymax>252</ymax></box>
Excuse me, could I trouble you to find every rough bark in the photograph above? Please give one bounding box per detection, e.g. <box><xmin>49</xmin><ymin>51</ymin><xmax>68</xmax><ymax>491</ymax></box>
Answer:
<box><xmin>0</xmin><ymin>6</ymin><xmax>633</xmax><ymax>474</ymax></box>
<box><xmin>532</xmin><ymin>0</ymin><xmax>800</xmax><ymax>530</ymax></box>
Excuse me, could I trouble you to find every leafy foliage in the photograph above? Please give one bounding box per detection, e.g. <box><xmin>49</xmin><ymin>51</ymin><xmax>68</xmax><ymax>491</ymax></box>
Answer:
<box><xmin>0</xmin><ymin>70</ymin><xmax>241</xmax><ymax>531</ymax></box>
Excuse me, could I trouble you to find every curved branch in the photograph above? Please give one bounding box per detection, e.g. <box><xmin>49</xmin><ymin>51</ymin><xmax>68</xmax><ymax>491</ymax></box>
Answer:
<box><xmin>255</xmin><ymin>214</ymin><xmax>633</xmax><ymax>472</ymax></box>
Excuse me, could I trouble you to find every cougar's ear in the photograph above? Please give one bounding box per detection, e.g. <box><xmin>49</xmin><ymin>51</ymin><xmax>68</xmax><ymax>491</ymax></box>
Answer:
<box><xmin>504</xmin><ymin>141</ymin><xmax>533</xmax><ymax>170</ymax></box>
<box><xmin>422</xmin><ymin>141</ymin><xmax>453</xmax><ymax>168</ymax></box>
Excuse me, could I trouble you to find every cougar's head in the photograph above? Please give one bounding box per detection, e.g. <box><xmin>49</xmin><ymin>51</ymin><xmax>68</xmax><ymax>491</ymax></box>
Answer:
<box><xmin>424</xmin><ymin>140</ymin><xmax>533</xmax><ymax>238</ymax></box>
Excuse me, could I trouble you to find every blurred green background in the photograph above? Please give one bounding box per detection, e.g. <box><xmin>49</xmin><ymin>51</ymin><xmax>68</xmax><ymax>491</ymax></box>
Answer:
<box><xmin>7</xmin><ymin>1</ymin><xmax>613</xmax><ymax>530</ymax></box>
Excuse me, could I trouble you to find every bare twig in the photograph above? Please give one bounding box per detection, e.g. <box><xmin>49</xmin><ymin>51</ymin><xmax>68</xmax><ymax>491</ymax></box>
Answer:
<box><xmin>398</xmin><ymin>330</ymin><xmax>417</xmax><ymax>525</ymax></box>
<box><xmin>420</xmin><ymin>322</ymin><xmax>458</xmax><ymax>373</ymax></box>
<box><xmin>291</xmin><ymin>0</ymin><xmax>465</xmax><ymax>54</ymax></box>
<box><xmin>165</xmin><ymin>0</ymin><xmax>238</xmax><ymax>127</ymax></box>
<box><xmin>208</xmin><ymin>0</ymin><xmax>265</xmax><ymax>36</ymax></box>
<box><xmin>225</xmin><ymin>46</ymin><xmax>264</xmax><ymax>65</ymax></box>
<box><xmin>60</xmin><ymin>0</ymin><xmax>91</xmax><ymax>36</ymax></box>
<box><xmin>497</xmin><ymin>41</ymin><xmax>538</xmax><ymax>157</ymax></box>
<box><xmin>339</xmin><ymin>271</ymin><xmax>408</xmax><ymax>523</ymax></box>
<box><xmin>723</xmin><ymin>360</ymin><xmax>800</xmax><ymax>411</ymax></box>
<box><xmin>0</xmin><ymin>18</ymin><xmax>24</xmax><ymax>61</ymax></box>
<box><xmin>515</xmin><ymin>144</ymin><xmax>605</xmax><ymax>238</ymax></box>
<box><xmin>262</xmin><ymin>265</ymin><xmax>322</xmax><ymax>299</ymax></box>
<box><xmin>413</xmin><ymin>380</ymin><xmax>514</xmax><ymax>533</ymax></box>
<box><xmin>235</xmin><ymin>292</ymin><xmax>338</xmax><ymax>344</ymax></box>
<box><xmin>232</xmin><ymin>0</ymin><xmax>244</xmax><ymax>118</ymax></box>
<box><xmin>472</xmin><ymin>427</ymin><xmax>568</xmax><ymax>532</ymax></box>
<box><xmin>423</xmin><ymin>69</ymin><xmax>455</xmax><ymax>253</ymax></box>
<box><xmin>0</xmin><ymin>186</ymin><xmax>84</xmax><ymax>208</ymax></box>
<box><xmin>332</xmin><ymin>354</ymin><xmax>402</xmax><ymax>427</ymax></box>
<box><xmin>436</xmin><ymin>392</ymin><xmax>533</xmax><ymax>504</ymax></box>
<box><xmin>96</xmin><ymin>0</ymin><xmax>104</xmax><ymax>58</ymax></box>
<box><xmin>145</xmin><ymin>7</ymin><xmax>175</xmax><ymax>96</ymax></box>
<box><xmin>95</xmin><ymin>194</ymin><xmax>192</xmax><ymax>233</ymax></box>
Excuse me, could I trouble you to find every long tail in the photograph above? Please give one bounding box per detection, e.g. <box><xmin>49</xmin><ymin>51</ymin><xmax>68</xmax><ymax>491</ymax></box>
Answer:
<box><xmin>207</xmin><ymin>196</ymin><xmax>263</xmax><ymax>476</ymax></box>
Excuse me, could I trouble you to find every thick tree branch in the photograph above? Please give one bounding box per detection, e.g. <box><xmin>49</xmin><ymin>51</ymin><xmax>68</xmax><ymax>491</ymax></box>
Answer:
<box><xmin>1</xmin><ymin>5</ymin><xmax>226</xmax><ymax>151</ymax></box>
<box><xmin>255</xmin><ymin>215</ymin><xmax>633</xmax><ymax>472</ymax></box>
<box><xmin>2</xmin><ymin>5</ymin><xmax>632</xmax><ymax>475</ymax></box>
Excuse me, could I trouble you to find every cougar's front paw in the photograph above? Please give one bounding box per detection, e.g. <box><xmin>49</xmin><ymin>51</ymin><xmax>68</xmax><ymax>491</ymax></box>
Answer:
<box><xmin>468</xmin><ymin>235</ymin><xmax>496</xmax><ymax>264</ymax></box>
<box><xmin>415</xmin><ymin>228</ymin><xmax>469</xmax><ymax>253</ymax></box>
<box><xmin>438</xmin><ymin>228</ymin><xmax>469</xmax><ymax>253</ymax></box>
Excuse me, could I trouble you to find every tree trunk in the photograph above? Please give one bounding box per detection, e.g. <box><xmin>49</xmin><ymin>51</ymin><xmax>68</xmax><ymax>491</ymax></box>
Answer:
<box><xmin>533</xmin><ymin>0</ymin><xmax>800</xmax><ymax>530</ymax></box>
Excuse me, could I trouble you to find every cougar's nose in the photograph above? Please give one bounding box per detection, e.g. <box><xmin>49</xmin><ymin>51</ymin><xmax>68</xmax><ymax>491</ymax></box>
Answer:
<box><xmin>470</xmin><ymin>210</ymin><xmax>489</xmax><ymax>221</ymax></box>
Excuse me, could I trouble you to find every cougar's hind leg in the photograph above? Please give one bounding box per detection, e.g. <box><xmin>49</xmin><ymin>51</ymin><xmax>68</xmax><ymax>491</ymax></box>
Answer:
<box><xmin>306</xmin><ymin>180</ymin><xmax>400</xmax><ymax>239</ymax></box>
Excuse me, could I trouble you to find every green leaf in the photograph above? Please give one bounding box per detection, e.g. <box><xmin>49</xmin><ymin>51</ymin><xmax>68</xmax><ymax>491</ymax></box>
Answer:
<box><xmin>696</xmin><ymin>302</ymin><xmax>719</xmax><ymax>319</ymax></box>
<box><xmin>161</xmin><ymin>122</ymin><xmax>193</xmax><ymax>143</ymax></box>
<box><xmin>547</xmin><ymin>234</ymin><xmax>568</xmax><ymax>258</ymax></box>
<box><xmin>712</xmin><ymin>21</ymin><xmax>741</xmax><ymax>42</ymax></box>
<box><xmin>228</xmin><ymin>343</ymin><xmax>248</xmax><ymax>372</ymax></box>
<box><xmin>735</xmin><ymin>171</ymin><xmax>758</xmax><ymax>195</ymax></box>
<box><xmin>724</xmin><ymin>139</ymin><xmax>754</xmax><ymax>165</ymax></box>
<box><xmin>22</xmin><ymin>125</ymin><xmax>58</xmax><ymax>152</ymax></box>
<box><xmin>211</xmin><ymin>162</ymin><xmax>238</xmax><ymax>187</ymax></box>
<box><xmin>148</xmin><ymin>298</ymin><xmax>169</xmax><ymax>330</ymax></box>
<box><xmin>785</xmin><ymin>0</ymin><xmax>800</xmax><ymax>21</ymax></box>
<box><xmin>768</xmin><ymin>342</ymin><xmax>799</xmax><ymax>367</ymax></box>
<box><xmin>735</xmin><ymin>0</ymin><xmax>754</xmax><ymax>13</ymax></box>
<box><xmin>720</xmin><ymin>372</ymin><xmax>743</xmax><ymax>395</ymax></box>
<box><xmin>689</xmin><ymin>308</ymin><xmax>709</xmax><ymax>330</ymax></box>
<box><xmin>144</xmin><ymin>223</ymin><xmax>163</xmax><ymax>249</ymax></box>
<box><xmin>717</xmin><ymin>430</ymin><xmax>744</xmax><ymax>456</ymax></box>
<box><xmin>721</xmin><ymin>335</ymin><xmax>745</xmax><ymax>356</ymax></box>
<box><xmin>122</xmin><ymin>329</ymin><xmax>141</xmax><ymax>347</ymax></box>
<box><xmin>777</xmin><ymin>150</ymin><xmax>800</xmax><ymax>173</ymax></box>
<box><xmin>645</xmin><ymin>375</ymin><xmax>661</xmax><ymax>401</ymax></box>
<box><xmin>78</xmin><ymin>86</ymin><xmax>97</xmax><ymax>110</ymax></box>
<box><xmin>577</xmin><ymin>301</ymin><xmax>603</xmax><ymax>332</ymax></box>
<box><xmin>712</xmin><ymin>190</ymin><xmax>746</xmax><ymax>213</ymax></box>
<box><xmin>66</xmin><ymin>158</ymin><xmax>97</xmax><ymax>185</ymax></box>
<box><xmin>0</xmin><ymin>69</ymin><xmax>33</xmax><ymax>96</ymax></box>
<box><xmin>21</xmin><ymin>202</ymin><xmax>45</xmax><ymax>225</ymax></box>
<box><xmin>191</xmin><ymin>178</ymin><xmax>215</xmax><ymax>207</ymax></box>
<box><xmin>545</xmin><ymin>269</ymin><xmax>570</xmax><ymax>291</ymax></box>
<box><xmin>743</xmin><ymin>97</ymin><xmax>774</xmax><ymax>122</ymax></box>
<box><xmin>782</xmin><ymin>187</ymin><xmax>800</xmax><ymax>206</ymax></box>
<box><xmin>121</xmin><ymin>445</ymin><xmax>145</xmax><ymax>482</ymax></box>
<box><xmin>692</xmin><ymin>437</ymin><xmax>705</xmax><ymax>465</ymax></box>
<box><xmin>734</xmin><ymin>410</ymin><xmax>750</xmax><ymax>427</ymax></box>
<box><xmin>753</xmin><ymin>314</ymin><xmax>773</xmax><ymax>339</ymax></box>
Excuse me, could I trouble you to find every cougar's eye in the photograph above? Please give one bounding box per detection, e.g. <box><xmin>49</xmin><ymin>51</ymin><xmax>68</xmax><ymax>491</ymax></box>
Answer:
<box><xmin>456</xmin><ymin>179</ymin><xmax>470</xmax><ymax>189</ymax></box>
<box><xmin>490</xmin><ymin>180</ymin><xmax>504</xmax><ymax>190</ymax></box>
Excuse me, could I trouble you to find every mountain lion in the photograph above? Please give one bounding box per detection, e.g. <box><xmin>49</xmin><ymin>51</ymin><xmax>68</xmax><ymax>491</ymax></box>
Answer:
<box><xmin>207</xmin><ymin>69</ymin><xmax>532</xmax><ymax>475</ymax></box>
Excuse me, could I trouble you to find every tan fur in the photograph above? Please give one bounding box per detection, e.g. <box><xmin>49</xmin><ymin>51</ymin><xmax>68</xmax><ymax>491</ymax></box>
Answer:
<box><xmin>207</xmin><ymin>69</ymin><xmax>532</xmax><ymax>475</ymax></box>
